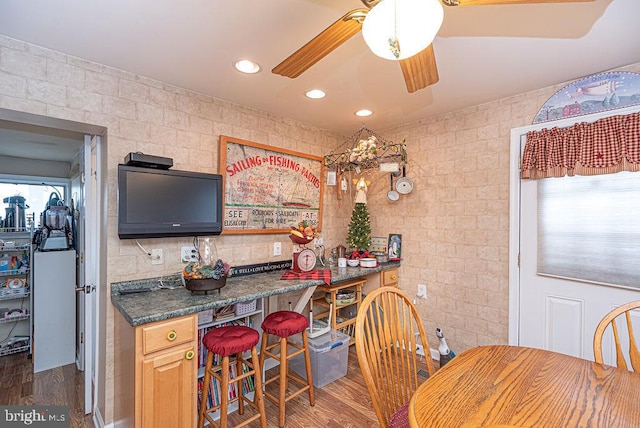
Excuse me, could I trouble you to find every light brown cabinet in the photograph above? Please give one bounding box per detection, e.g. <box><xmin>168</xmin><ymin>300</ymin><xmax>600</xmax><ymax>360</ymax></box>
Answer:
<box><xmin>380</xmin><ymin>268</ymin><xmax>399</xmax><ymax>287</ymax></box>
<box><xmin>134</xmin><ymin>314</ymin><xmax>197</xmax><ymax>428</ymax></box>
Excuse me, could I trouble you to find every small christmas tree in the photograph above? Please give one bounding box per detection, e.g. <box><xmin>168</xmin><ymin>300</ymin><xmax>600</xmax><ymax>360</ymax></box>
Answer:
<box><xmin>347</xmin><ymin>202</ymin><xmax>371</xmax><ymax>252</ymax></box>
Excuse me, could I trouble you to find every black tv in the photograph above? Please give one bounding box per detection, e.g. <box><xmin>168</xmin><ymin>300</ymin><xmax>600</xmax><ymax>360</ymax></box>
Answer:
<box><xmin>117</xmin><ymin>164</ymin><xmax>223</xmax><ymax>238</ymax></box>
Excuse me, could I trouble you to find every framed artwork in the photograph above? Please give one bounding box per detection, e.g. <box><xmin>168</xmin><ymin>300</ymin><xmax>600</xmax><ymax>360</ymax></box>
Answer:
<box><xmin>388</xmin><ymin>234</ymin><xmax>402</xmax><ymax>261</ymax></box>
<box><xmin>219</xmin><ymin>135</ymin><xmax>324</xmax><ymax>234</ymax></box>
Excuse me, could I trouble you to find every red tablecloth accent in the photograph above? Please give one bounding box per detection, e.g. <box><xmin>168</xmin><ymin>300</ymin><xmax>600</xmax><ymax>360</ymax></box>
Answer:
<box><xmin>280</xmin><ymin>269</ymin><xmax>331</xmax><ymax>285</ymax></box>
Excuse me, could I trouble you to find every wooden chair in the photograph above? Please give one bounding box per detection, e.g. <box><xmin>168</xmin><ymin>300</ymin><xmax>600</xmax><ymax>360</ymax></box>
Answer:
<box><xmin>355</xmin><ymin>287</ymin><xmax>435</xmax><ymax>428</ymax></box>
<box><xmin>593</xmin><ymin>300</ymin><xmax>640</xmax><ymax>372</ymax></box>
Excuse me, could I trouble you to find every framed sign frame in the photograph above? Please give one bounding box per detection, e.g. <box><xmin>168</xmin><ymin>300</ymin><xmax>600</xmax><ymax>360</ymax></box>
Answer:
<box><xmin>219</xmin><ymin>135</ymin><xmax>324</xmax><ymax>234</ymax></box>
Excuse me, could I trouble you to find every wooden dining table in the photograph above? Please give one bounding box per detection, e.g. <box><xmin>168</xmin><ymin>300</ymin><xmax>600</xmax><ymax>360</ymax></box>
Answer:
<box><xmin>408</xmin><ymin>345</ymin><xmax>640</xmax><ymax>428</ymax></box>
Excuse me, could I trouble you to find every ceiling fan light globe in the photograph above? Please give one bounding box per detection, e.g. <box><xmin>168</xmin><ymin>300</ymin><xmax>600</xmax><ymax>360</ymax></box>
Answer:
<box><xmin>362</xmin><ymin>0</ymin><xmax>443</xmax><ymax>61</ymax></box>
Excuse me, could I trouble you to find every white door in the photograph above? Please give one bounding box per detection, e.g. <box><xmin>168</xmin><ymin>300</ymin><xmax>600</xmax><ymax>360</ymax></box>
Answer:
<box><xmin>510</xmin><ymin>107</ymin><xmax>640</xmax><ymax>362</ymax></box>
<box><xmin>518</xmin><ymin>177</ymin><xmax>640</xmax><ymax>360</ymax></box>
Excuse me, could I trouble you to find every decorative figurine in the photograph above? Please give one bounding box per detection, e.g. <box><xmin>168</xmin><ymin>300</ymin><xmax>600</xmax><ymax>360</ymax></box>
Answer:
<box><xmin>436</xmin><ymin>327</ymin><xmax>456</xmax><ymax>367</ymax></box>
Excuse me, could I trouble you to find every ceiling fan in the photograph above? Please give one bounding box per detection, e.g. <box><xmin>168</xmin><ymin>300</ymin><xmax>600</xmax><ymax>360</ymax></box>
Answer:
<box><xmin>272</xmin><ymin>0</ymin><xmax>595</xmax><ymax>93</ymax></box>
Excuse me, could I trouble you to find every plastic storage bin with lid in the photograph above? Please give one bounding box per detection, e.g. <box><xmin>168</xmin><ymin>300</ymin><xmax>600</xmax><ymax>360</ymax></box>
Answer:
<box><xmin>289</xmin><ymin>329</ymin><xmax>350</xmax><ymax>388</ymax></box>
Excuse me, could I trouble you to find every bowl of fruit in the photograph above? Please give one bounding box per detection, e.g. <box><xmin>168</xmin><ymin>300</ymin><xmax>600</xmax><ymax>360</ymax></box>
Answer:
<box><xmin>289</xmin><ymin>221</ymin><xmax>317</xmax><ymax>244</ymax></box>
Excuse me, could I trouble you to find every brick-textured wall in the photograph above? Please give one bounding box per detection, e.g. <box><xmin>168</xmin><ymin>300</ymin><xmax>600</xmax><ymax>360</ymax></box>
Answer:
<box><xmin>0</xmin><ymin>34</ymin><xmax>348</xmax><ymax>424</ymax></box>
<box><xmin>364</xmin><ymin>63</ymin><xmax>640</xmax><ymax>354</ymax></box>
<box><xmin>2</xmin><ymin>32</ymin><xmax>639</xmax><ymax>422</ymax></box>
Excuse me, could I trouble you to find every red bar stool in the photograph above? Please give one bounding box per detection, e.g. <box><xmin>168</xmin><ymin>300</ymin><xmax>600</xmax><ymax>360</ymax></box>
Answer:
<box><xmin>198</xmin><ymin>325</ymin><xmax>266</xmax><ymax>428</ymax></box>
<box><xmin>259</xmin><ymin>310</ymin><xmax>315</xmax><ymax>427</ymax></box>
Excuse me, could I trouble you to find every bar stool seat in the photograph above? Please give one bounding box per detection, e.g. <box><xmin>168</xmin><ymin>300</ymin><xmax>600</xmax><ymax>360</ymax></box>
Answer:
<box><xmin>259</xmin><ymin>310</ymin><xmax>315</xmax><ymax>427</ymax></box>
<box><xmin>198</xmin><ymin>325</ymin><xmax>266</xmax><ymax>428</ymax></box>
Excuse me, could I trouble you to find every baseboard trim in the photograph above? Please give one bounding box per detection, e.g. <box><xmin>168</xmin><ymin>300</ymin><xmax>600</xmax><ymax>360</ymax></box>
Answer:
<box><xmin>93</xmin><ymin>407</ymin><xmax>106</xmax><ymax>428</ymax></box>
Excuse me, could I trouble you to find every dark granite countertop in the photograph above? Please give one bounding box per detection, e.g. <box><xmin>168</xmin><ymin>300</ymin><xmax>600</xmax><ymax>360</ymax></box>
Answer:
<box><xmin>111</xmin><ymin>262</ymin><xmax>400</xmax><ymax>327</ymax></box>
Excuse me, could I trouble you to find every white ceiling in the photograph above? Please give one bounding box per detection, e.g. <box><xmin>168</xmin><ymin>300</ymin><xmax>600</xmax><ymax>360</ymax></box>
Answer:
<box><xmin>0</xmin><ymin>0</ymin><xmax>639</xmax><ymax>145</ymax></box>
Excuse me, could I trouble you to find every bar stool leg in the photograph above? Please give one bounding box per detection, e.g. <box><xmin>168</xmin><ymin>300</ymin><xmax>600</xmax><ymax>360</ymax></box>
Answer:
<box><xmin>220</xmin><ymin>355</ymin><xmax>229</xmax><ymax>428</ymax></box>
<box><xmin>198</xmin><ymin>352</ymin><xmax>213</xmax><ymax>428</ymax></box>
<box><xmin>235</xmin><ymin>352</ymin><xmax>245</xmax><ymax>416</ymax></box>
<box><xmin>301</xmin><ymin>330</ymin><xmax>315</xmax><ymax>405</ymax></box>
<box><xmin>259</xmin><ymin>332</ymin><xmax>267</xmax><ymax>379</ymax></box>
<box><xmin>278</xmin><ymin>336</ymin><xmax>287</xmax><ymax>427</ymax></box>
<box><xmin>251</xmin><ymin>346</ymin><xmax>267</xmax><ymax>428</ymax></box>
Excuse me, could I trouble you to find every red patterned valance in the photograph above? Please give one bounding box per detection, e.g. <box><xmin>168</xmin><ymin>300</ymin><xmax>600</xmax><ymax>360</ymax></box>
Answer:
<box><xmin>521</xmin><ymin>112</ymin><xmax>640</xmax><ymax>179</ymax></box>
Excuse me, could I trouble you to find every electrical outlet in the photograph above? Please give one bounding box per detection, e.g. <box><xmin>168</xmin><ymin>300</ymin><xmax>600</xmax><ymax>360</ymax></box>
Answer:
<box><xmin>417</xmin><ymin>284</ymin><xmax>427</xmax><ymax>299</ymax></box>
<box><xmin>181</xmin><ymin>246</ymin><xmax>198</xmax><ymax>263</ymax></box>
<box><xmin>273</xmin><ymin>242</ymin><xmax>282</xmax><ymax>256</ymax></box>
<box><xmin>151</xmin><ymin>248</ymin><xmax>163</xmax><ymax>265</ymax></box>
<box><xmin>430</xmin><ymin>348</ymin><xmax>440</xmax><ymax>361</ymax></box>
<box><xmin>414</xmin><ymin>332</ymin><xmax>426</xmax><ymax>356</ymax></box>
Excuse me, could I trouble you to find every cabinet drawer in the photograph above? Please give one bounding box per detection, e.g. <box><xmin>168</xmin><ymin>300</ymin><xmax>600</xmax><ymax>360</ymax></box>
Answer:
<box><xmin>141</xmin><ymin>316</ymin><xmax>195</xmax><ymax>355</ymax></box>
<box><xmin>381</xmin><ymin>269</ymin><xmax>399</xmax><ymax>286</ymax></box>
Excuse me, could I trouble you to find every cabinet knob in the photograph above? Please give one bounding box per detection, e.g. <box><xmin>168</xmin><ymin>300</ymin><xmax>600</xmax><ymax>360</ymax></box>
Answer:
<box><xmin>167</xmin><ymin>330</ymin><xmax>177</xmax><ymax>341</ymax></box>
<box><xmin>185</xmin><ymin>349</ymin><xmax>195</xmax><ymax>360</ymax></box>
<box><xmin>390</xmin><ymin>274</ymin><xmax>397</xmax><ymax>280</ymax></box>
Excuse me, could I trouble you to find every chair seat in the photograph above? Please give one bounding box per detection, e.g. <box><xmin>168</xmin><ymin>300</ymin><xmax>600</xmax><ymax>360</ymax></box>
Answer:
<box><xmin>389</xmin><ymin>402</ymin><xmax>409</xmax><ymax>428</ymax></box>
<box><xmin>202</xmin><ymin>325</ymin><xmax>259</xmax><ymax>357</ymax></box>
<box><xmin>261</xmin><ymin>311</ymin><xmax>308</xmax><ymax>338</ymax></box>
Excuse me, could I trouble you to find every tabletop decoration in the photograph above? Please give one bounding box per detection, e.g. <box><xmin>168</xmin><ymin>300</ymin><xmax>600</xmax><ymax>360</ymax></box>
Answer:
<box><xmin>347</xmin><ymin>250</ymin><xmax>371</xmax><ymax>260</ymax></box>
<box><xmin>182</xmin><ymin>259</ymin><xmax>231</xmax><ymax>294</ymax></box>
<box><xmin>347</xmin><ymin>200</ymin><xmax>371</xmax><ymax>254</ymax></box>
<box><xmin>289</xmin><ymin>220</ymin><xmax>317</xmax><ymax>244</ymax></box>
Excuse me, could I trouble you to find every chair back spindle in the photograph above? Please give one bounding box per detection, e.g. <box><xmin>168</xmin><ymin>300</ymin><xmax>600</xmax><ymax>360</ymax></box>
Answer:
<box><xmin>356</xmin><ymin>287</ymin><xmax>434</xmax><ymax>428</ymax></box>
<box><xmin>593</xmin><ymin>300</ymin><xmax>640</xmax><ymax>372</ymax></box>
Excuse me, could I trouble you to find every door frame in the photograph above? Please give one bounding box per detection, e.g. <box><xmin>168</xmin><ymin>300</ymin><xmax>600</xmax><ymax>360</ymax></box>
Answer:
<box><xmin>0</xmin><ymin>107</ymin><xmax>106</xmax><ymax>419</ymax></box>
<box><xmin>508</xmin><ymin>105</ymin><xmax>640</xmax><ymax>346</ymax></box>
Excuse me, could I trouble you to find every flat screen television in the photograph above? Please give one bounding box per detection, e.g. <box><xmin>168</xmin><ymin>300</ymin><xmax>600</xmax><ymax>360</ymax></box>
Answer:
<box><xmin>117</xmin><ymin>164</ymin><xmax>223</xmax><ymax>238</ymax></box>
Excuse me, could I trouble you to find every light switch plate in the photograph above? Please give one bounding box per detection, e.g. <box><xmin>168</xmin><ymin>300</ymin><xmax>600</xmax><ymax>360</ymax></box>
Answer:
<box><xmin>327</xmin><ymin>171</ymin><xmax>336</xmax><ymax>186</ymax></box>
<box><xmin>417</xmin><ymin>284</ymin><xmax>427</xmax><ymax>299</ymax></box>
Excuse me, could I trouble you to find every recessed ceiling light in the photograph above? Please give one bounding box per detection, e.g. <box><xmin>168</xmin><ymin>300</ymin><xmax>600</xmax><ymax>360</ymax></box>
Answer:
<box><xmin>355</xmin><ymin>109</ymin><xmax>373</xmax><ymax>117</ymax></box>
<box><xmin>305</xmin><ymin>89</ymin><xmax>326</xmax><ymax>99</ymax></box>
<box><xmin>234</xmin><ymin>59</ymin><xmax>261</xmax><ymax>74</ymax></box>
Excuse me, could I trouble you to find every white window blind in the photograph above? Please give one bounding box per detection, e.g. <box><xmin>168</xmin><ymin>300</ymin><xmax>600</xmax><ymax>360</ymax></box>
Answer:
<box><xmin>538</xmin><ymin>171</ymin><xmax>640</xmax><ymax>288</ymax></box>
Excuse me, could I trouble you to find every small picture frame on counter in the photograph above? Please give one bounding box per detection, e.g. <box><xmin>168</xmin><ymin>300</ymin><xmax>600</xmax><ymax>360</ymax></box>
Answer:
<box><xmin>388</xmin><ymin>234</ymin><xmax>402</xmax><ymax>261</ymax></box>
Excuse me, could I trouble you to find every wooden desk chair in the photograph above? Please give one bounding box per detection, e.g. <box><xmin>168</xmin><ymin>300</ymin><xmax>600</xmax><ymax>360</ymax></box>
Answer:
<box><xmin>355</xmin><ymin>287</ymin><xmax>434</xmax><ymax>428</ymax></box>
<box><xmin>593</xmin><ymin>300</ymin><xmax>640</xmax><ymax>372</ymax></box>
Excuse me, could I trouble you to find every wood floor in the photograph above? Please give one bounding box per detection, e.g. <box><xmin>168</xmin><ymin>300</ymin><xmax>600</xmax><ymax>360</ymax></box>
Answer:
<box><xmin>0</xmin><ymin>347</ymin><xmax>428</xmax><ymax>427</ymax></box>
<box><xmin>225</xmin><ymin>346</ymin><xmax>380</xmax><ymax>427</ymax></box>
<box><xmin>0</xmin><ymin>351</ymin><xmax>93</xmax><ymax>427</ymax></box>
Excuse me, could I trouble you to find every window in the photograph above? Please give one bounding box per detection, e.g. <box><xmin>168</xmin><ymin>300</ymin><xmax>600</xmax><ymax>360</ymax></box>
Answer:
<box><xmin>538</xmin><ymin>171</ymin><xmax>640</xmax><ymax>288</ymax></box>
<box><xmin>0</xmin><ymin>182</ymin><xmax>66</xmax><ymax>229</ymax></box>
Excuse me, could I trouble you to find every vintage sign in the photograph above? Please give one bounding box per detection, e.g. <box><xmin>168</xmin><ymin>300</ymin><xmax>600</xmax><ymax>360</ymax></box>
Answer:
<box><xmin>219</xmin><ymin>135</ymin><xmax>324</xmax><ymax>234</ymax></box>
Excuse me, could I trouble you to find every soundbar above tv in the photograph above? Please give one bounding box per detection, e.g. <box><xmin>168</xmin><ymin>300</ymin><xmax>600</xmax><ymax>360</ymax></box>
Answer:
<box><xmin>117</xmin><ymin>164</ymin><xmax>223</xmax><ymax>238</ymax></box>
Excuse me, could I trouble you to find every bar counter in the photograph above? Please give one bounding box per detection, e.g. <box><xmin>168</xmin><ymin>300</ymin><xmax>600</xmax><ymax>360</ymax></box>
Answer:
<box><xmin>111</xmin><ymin>261</ymin><xmax>400</xmax><ymax>326</ymax></box>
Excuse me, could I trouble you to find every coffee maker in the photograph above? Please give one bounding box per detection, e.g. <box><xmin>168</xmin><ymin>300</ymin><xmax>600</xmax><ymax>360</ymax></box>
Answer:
<box><xmin>38</xmin><ymin>195</ymin><xmax>71</xmax><ymax>251</ymax></box>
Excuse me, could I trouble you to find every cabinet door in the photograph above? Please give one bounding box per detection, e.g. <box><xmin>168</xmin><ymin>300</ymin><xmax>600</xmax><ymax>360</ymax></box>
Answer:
<box><xmin>141</xmin><ymin>345</ymin><xmax>196</xmax><ymax>428</ymax></box>
<box><xmin>381</xmin><ymin>268</ymin><xmax>399</xmax><ymax>287</ymax></box>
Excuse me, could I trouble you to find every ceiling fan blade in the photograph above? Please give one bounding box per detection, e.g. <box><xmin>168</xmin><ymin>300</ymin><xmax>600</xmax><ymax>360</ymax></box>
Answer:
<box><xmin>442</xmin><ymin>0</ymin><xmax>594</xmax><ymax>6</ymax></box>
<box><xmin>272</xmin><ymin>8</ymin><xmax>368</xmax><ymax>78</ymax></box>
<box><xmin>399</xmin><ymin>45</ymin><xmax>439</xmax><ymax>93</ymax></box>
